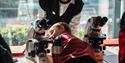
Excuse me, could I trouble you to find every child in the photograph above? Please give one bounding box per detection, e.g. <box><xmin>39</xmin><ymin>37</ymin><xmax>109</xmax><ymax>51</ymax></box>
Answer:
<box><xmin>48</xmin><ymin>22</ymin><xmax>97</xmax><ymax>63</ymax></box>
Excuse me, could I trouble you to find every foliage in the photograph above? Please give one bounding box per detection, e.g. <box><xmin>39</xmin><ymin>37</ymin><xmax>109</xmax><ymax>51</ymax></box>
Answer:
<box><xmin>75</xmin><ymin>29</ymin><xmax>84</xmax><ymax>39</ymax></box>
<box><xmin>0</xmin><ymin>25</ymin><xmax>28</xmax><ymax>46</ymax></box>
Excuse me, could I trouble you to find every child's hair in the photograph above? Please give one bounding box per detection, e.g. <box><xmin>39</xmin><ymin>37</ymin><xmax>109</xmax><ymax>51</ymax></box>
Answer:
<box><xmin>49</xmin><ymin>22</ymin><xmax>71</xmax><ymax>33</ymax></box>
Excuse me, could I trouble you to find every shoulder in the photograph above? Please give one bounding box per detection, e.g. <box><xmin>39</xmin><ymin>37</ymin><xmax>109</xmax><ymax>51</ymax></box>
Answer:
<box><xmin>60</xmin><ymin>33</ymin><xmax>75</xmax><ymax>40</ymax></box>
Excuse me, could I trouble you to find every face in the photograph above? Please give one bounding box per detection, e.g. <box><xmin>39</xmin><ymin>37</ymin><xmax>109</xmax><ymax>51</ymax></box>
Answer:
<box><xmin>59</xmin><ymin>0</ymin><xmax>71</xmax><ymax>4</ymax></box>
<box><xmin>48</xmin><ymin>25</ymin><xmax>64</xmax><ymax>38</ymax></box>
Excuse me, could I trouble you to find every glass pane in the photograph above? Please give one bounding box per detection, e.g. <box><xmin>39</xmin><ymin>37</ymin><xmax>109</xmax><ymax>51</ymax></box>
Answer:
<box><xmin>0</xmin><ymin>0</ymin><xmax>118</xmax><ymax>45</ymax></box>
<box><xmin>78</xmin><ymin>0</ymin><xmax>114</xmax><ymax>39</ymax></box>
<box><xmin>0</xmin><ymin>0</ymin><xmax>39</xmax><ymax>46</ymax></box>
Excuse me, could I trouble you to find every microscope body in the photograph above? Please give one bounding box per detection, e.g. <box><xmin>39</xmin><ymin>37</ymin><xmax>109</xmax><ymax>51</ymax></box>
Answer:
<box><xmin>83</xmin><ymin>16</ymin><xmax>108</xmax><ymax>63</ymax></box>
<box><xmin>26</xmin><ymin>19</ymin><xmax>53</xmax><ymax>63</ymax></box>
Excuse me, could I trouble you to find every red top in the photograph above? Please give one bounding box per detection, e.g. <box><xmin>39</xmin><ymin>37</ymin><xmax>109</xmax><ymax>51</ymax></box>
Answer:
<box><xmin>119</xmin><ymin>28</ymin><xmax>125</xmax><ymax>63</ymax></box>
<box><xmin>52</xmin><ymin>33</ymin><xmax>97</xmax><ymax>63</ymax></box>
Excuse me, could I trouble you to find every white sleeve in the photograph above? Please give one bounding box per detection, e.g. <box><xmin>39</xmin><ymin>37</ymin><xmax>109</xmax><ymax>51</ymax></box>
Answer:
<box><xmin>37</xmin><ymin>7</ymin><xmax>46</xmax><ymax>20</ymax></box>
<box><xmin>69</xmin><ymin>13</ymin><xmax>81</xmax><ymax>35</ymax></box>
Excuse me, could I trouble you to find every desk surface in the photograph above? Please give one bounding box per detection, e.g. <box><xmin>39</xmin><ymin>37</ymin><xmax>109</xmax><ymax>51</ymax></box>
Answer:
<box><xmin>10</xmin><ymin>39</ymin><xmax>119</xmax><ymax>56</ymax></box>
<box><xmin>103</xmin><ymin>39</ymin><xmax>118</xmax><ymax>46</ymax></box>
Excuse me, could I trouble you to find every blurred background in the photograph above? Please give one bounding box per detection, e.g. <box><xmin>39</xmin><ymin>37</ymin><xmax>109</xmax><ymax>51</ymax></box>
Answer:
<box><xmin>0</xmin><ymin>0</ymin><xmax>124</xmax><ymax>46</ymax></box>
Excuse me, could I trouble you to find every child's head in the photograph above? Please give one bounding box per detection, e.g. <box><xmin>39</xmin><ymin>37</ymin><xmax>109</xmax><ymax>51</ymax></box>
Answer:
<box><xmin>48</xmin><ymin>22</ymin><xmax>71</xmax><ymax>38</ymax></box>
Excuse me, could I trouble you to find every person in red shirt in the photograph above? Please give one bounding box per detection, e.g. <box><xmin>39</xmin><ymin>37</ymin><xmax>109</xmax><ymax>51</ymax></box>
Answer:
<box><xmin>48</xmin><ymin>22</ymin><xmax>97</xmax><ymax>63</ymax></box>
<box><xmin>119</xmin><ymin>12</ymin><xmax>125</xmax><ymax>63</ymax></box>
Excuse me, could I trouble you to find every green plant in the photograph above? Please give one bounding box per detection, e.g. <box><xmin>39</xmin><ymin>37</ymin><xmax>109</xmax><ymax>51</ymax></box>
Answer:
<box><xmin>0</xmin><ymin>25</ymin><xmax>28</xmax><ymax>46</ymax></box>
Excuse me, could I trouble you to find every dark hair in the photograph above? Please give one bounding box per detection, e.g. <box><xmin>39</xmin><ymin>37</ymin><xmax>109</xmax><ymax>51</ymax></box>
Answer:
<box><xmin>120</xmin><ymin>12</ymin><xmax>125</xmax><ymax>28</ymax></box>
<box><xmin>0</xmin><ymin>34</ymin><xmax>12</xmax><ymax>54</ymax></box>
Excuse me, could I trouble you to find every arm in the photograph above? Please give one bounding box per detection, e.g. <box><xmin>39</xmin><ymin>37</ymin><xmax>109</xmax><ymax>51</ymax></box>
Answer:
<box><xmin>37</xmin><ymin>7</ymin><xmax>46</xmax><ymax>20</ymax></box>
<box><xmin>61</xmin><ymin>38</ymin><xmax>97</xmax><ymax>63</ymax></box>
<box><xmin>69</xmin><ymin>13</ymin><xmax>81</xmax><ymax>34</ymax></box>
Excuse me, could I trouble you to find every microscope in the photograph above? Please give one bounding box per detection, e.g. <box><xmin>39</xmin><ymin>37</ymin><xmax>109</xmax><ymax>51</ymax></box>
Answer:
<box><xmin>83</xmin><ymin>16</ymin><xmax>108</xmax><ymax>63</ymax></box>
<box><xmin>26</xmin><ymin>18</ymin><xmax>53</xmax><ymax>63</ymax></box>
